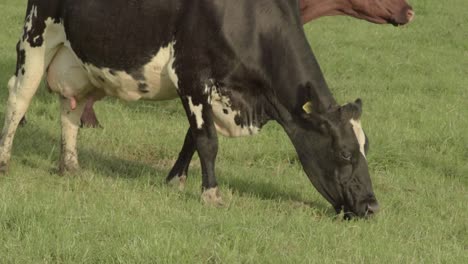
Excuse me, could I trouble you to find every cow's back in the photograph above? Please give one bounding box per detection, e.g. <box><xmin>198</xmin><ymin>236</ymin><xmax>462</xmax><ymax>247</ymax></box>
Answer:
<box><xmin>62</xmin><ymin>0</ymin><xmax>181</xmax><ymax>71</ymax></box>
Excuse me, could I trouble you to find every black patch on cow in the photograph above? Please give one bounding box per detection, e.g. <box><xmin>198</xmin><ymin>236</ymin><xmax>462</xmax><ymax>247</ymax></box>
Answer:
<box><xmin>21</xmin><ymin>68</ymin><xmax>25</xmax><ymax>75</ymax></box>
<box><xmin>234</xmin><ymin>115</ymin><xmax>243</xmax><ymax>126</ymax></box>
<box><xmin>130</xmin><ymin>69</ymin><xmax>145</xmax><ymax>82</ymax></box>
<box><xmin>21</xmin><ymin>1</ymin><xmax>62</xmax><ymax>48</ymax></box>
<box><xmin>63</xmin><ymin>0</ymin><xmax>179</xmax><ymax>72</ymax></box>
<box><xmin>15</xmin><ymin>43</ymin><xmax>26</xmax><ymax>76</ymax></box>
<box><xmin>138</xmin><ymin>82</ymin><xmax>149</xmax><ymax>93</ymax></box>
<box><xmin>97</xmin><ymin>76</ymin><xmax>105</xmax><ymax>83</ymax></box>
<box><xmin>222</xmin><ymin>109</ymin><xmax>229</xmax><ymax>115</ymax></box>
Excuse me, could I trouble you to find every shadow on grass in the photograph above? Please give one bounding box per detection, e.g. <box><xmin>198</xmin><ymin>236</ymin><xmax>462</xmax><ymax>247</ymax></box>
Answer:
<box><xmin>219</xmin><ymin>175</ymin><xmax>334</xmax><ymax>215</ymax></box>
<box><xmin>7</xmin><ymin>121</ymin><xmax>168</xmax><ymax>182</ymax></box>
<box><xmin>4</xmin><ymin>114</ymin><xmax>334</xmax><ymax>216</ymax></box>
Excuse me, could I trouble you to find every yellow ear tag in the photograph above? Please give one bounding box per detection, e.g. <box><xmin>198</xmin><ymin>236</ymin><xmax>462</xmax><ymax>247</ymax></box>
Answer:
<box><xmin>302</xmin><ymin>101</ymin><xmax>314</xmax><ymax>114</ymax></box>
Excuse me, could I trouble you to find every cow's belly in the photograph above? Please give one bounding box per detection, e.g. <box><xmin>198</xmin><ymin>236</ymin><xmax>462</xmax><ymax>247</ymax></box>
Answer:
<box><xmin>47</xmin><ymin>45</ymin><xmax>179</xmax><ymax>102</ymax></box>
<box><xmin>47</xmin><ymin>46</ymin><xmax>260</xmax><ymax>138</ymax></box>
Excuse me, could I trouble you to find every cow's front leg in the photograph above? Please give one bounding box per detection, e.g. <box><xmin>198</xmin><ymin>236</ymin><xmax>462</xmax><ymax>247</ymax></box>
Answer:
<box><xmin>180</xmin><ymin>96</ymin><xmax>223</xmax><ymax>206</ymax></box>
<box><xmin>166</xmin><ymin>128</ymin><xmax>196</xmax><ymax>190</ymax></box>
<box><xmin>59</xmin><ymin>95</ymin><xmax>86</xmax><ymax>174</ymax></box>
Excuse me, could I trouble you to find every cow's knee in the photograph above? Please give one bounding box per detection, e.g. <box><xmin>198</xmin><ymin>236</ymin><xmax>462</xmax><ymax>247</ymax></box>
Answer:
<box><xmin>7</xmin><ymin>76</ymin><xmax>17</xmax><ymax>92</ymax></box>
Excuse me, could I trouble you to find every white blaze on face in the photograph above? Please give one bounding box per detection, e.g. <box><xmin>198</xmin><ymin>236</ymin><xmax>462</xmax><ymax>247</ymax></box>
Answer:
<box><xmin>187</xmin><ymin>96</ymin><xmax>204</xmax><ymax>129</ymax></box>
<box><xmin>350</xmin><ymin>119</ymin><xmax>366</xmax><ymax>158</ymax></box>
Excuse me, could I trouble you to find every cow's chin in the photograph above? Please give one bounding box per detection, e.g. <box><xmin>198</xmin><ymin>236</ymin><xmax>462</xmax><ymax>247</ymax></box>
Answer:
<box><xmin>387</xmin><ymin>18</ymin><xmax>410</xmax><ymax>27</ymax></box>
<box><xmin>356</xmin><ymin>14</ymin><xmax>410</xmax><ymax>26</ymax></box>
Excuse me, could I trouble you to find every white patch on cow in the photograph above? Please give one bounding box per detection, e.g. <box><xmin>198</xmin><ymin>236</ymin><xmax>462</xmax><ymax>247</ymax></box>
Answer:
<box><xmin>24</xmin><ymin>5</ymin><xmax>38</xmax><ymax>32</ymax></box>
<box><xmin>49</xmin><ymin>43</ymin><xmax>179</xmax><ymax>102</ymax></box>
<box><xmin>210</xmin><ymin>89</ymin><xmax>260</xmax><ymax>137</ymax></box>
<box><xmin>187</xmin><ymin>96</ymin><xmax>204</xmax><ymax>129</ymax></box>
<box><xmin>142</xmin><ymin>44</ymin><xmax>178</xmax><ymax>99</ymax></box>
<box><xmin>167</xmin><ymin>43</ymin><xmax>179</xmax><ymax>90</ymax></box>
<box><xmin>32</xmin><ymin>5</ymin><xmax>38</xmax><ymax>17</ymax></box>
<box><xmin>350</xmin><ymin>119</ymin><xmax>366</xmax><ymax>158</ymax></box>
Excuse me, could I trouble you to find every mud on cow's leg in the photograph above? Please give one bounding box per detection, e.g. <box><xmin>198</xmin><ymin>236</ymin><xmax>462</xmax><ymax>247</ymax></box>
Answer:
<box><xmin>166</xmin><ymin>128</ymin><xmax>196</xmax><ymax>190</ymax></box>
<box><xmin>59</xmin><ymin>95</ymin><xmax>86</xmax><ymax>174</ymax></box>
<box><xmin>179</xmin><ymin>95</ymin><xmax>223</xmax><ymax>206</ymax></box>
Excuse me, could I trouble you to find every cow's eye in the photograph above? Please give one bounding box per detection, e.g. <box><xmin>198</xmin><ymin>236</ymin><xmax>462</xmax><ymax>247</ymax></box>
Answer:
<box><xmin>340</xmin><ymin>151</ymin><xmax>352</xmax><ymax>161</ymax></box>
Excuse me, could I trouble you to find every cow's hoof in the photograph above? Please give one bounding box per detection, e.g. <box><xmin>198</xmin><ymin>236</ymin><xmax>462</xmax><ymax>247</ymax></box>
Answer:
<box><xmin>0</xmin><ymin>161</ymin><xmax>9</xmax><ymax>174</ymax></box>
<box><xmin>168</xmin><ymin>175</ymin><xmax>187</xmax><ymax>191</ymax></box>
<box><xmin>201</xmin><ymin>187</ymin><xmax>224</xmax><ymax>207</ymax></box>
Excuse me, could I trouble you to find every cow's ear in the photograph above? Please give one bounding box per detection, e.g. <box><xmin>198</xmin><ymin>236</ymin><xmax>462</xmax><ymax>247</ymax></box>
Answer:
<box><xmin>355</xmin><ymin>98</ymin><xmax>363</xmax><ymax>108</ymax></box>
<box><xmin>301</xmin><ymin>109</ymin><xmax>335</xmax><ymax>136</ymax></box>
<box><xmin>340</xmin><ymin>99</ymin><xmax>363</xmax><ymax>120</ymax></box>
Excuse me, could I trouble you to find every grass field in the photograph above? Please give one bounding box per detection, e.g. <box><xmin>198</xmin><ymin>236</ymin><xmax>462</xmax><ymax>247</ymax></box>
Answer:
<box><xmin>0</xmin><ymin>0</ymin><xmax>467</xmax><ymax>263</ymax></box>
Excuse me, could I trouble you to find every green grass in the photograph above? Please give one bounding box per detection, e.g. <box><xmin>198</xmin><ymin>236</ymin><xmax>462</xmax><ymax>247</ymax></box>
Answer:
<box><xmin>0</xmin><ymin>0</ymin><xmax>467</xmax><ymax>263</ymax></box>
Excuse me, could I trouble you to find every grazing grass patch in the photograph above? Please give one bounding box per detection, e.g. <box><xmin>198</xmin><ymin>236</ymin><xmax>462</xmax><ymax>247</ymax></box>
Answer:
<box><xmin>0</xmin><ymin>0</ymin><xmax>466</xmax><ymax>263</ymax></box>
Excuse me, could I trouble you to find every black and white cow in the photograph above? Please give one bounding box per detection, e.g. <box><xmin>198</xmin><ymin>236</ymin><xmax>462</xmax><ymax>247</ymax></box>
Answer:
<box><xmin>0</xmin><ymin>0</ymin><xmax>379</xmax><ymax>218</ymax></box>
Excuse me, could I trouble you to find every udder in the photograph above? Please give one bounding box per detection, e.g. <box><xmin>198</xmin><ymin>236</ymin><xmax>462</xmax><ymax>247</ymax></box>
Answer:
<box><xmin>47</xmin><ymin>47</ymin><xmax>94</xmax><ymax>100</ymax></box>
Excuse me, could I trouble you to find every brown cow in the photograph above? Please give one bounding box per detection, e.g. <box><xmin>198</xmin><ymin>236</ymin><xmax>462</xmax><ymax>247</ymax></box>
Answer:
<box><xmin>301</xmin><ymin>0</ymin><xmax>414</xmax><ymax>25</ymax></box>
<box><xmin>72</xmin><ymin>0</ymin><xmax>414</xmax><ymax>128</ymax></box>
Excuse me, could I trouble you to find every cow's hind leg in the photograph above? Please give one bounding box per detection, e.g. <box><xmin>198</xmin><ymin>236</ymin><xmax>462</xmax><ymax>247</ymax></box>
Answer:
<box><xmin>0</xmin><ymin>6</ymin><xmax>65</xmax><ymax>173</ymax></box>
<box><xmin>0</xmin><ymin>46</ymin><xmax>63</xmax><ymax>172</ymax></box>
<box><xmin>166</xmin><ymin>128</ymin><xmax>196</xmax><ymax>190</ymax></box>
<box><xmin>0</xmin><ymin>64</ymin><xmax>44</xmax><ymax>173</ymax></box>
<box><xmin>59</xmin><ymin>96</ymin><xmax>86</xmax><ymax>174</ymax></box>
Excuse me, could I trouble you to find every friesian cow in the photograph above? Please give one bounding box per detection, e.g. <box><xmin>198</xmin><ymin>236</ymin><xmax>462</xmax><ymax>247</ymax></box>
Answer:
<box><xmin>78</xmin><ymin>0</ymin><xmax>415</xmax><ymax>128</ymax></box>
<box><xmin>1</xmin><ymin>0</ymin><xmax>379</xmax><ymax>219</ymax></box>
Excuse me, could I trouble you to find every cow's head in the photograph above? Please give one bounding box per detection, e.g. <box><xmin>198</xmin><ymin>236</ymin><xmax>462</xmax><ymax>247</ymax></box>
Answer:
<box><xmin>292</xmin><ymin>98</ymin><xmax>378</xmax><ymax>219</ymax></box>
<box><xmin>300</xmin><ymin>0</ymin><xmax>415</xmax><ymax>26</ymax></box>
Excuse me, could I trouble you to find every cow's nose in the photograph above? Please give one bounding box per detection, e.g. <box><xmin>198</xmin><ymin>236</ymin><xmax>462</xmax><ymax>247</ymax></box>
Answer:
<box><xmin>407</xmin><ymin>9</ymin><xmax>415</xmax><ymax>22</ymax></box>
<box><xmin>366</xmin><ymin>202</ymin><xmax>380</xmax><ymax>215</ymax></box>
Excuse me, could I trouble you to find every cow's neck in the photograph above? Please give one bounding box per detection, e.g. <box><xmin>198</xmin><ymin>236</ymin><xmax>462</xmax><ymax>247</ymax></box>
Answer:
<box><xmin>265</xmin><ymin>33</ymin><xmax>337</xmax><ymax>123</ymax></box>
<box><xmin>300</xmin><ymin>0</ymin><xmax>350</xmax><ymax>22</ymax></box>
